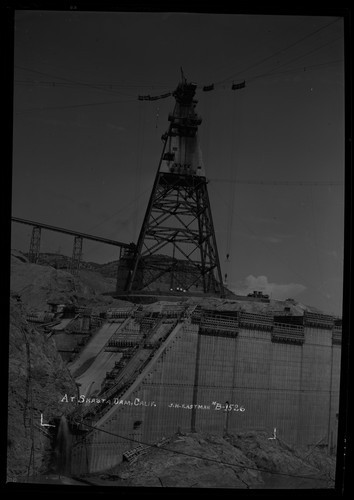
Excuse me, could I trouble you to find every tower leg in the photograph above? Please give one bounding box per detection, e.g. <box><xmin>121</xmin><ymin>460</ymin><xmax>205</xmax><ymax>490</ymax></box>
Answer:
<box><xmin>127</xmin><ymin>173</ymin><xmax>224</xmax><ymax>296</ymax></box>
<box><xmin>28</xmin><ymin>226</ymin><xmax>41</xmax><ymax>263</ymax></box>
<box><xmin>70</xmin><ymin>236</ymin><xmax>83</xmax><ymax>277</ymax></box>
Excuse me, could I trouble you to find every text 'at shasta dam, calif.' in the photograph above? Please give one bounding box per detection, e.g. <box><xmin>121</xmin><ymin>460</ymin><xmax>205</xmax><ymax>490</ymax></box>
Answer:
<box><xmin>60</xmin><ymin>394</ymin><xmax>246</xmax><ymax>412</ymax></box>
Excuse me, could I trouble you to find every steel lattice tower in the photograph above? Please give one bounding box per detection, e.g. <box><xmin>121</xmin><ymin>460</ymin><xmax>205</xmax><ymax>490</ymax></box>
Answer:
<box><xmin>120</xmin><ymin>76</ymin><xmax>224</xmax><ymax>297</ymax></box>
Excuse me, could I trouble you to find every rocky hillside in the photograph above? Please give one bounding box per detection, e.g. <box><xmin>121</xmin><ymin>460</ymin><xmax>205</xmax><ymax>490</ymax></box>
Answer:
<box><xmin>85</xmin><ymin>431</ymin><xmax>335</xmax><ymax>489</ymax></box>
<box><xmin>7</xmin><ymin>250</ymin><xmax>133</xmax><ymax>481</ymax></box>
<box><xmin>10</xmin><ymin>250</ymin><xmax>131</xmax><ymax>312</ymax></box>
<box><xmin>34</xmin><ymin>251</ymin><xmax>119</xmax><ymax>279</ymax></box>
<box><xmin>7</xmin><ymin>298</ymin><xmax>77</xmax><ymax>480</ymax></box>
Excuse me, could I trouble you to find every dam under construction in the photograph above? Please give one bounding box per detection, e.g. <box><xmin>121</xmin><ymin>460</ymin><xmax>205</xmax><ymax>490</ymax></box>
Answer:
<box><xmin>8</xmin><ymin>75</ymin><xmax>342</xmax><ymax>487</ymax></box>
<box><xmin>57</xmin><ymin>298</ymin><xmax>341</xmax><ymax>476</ymax></box>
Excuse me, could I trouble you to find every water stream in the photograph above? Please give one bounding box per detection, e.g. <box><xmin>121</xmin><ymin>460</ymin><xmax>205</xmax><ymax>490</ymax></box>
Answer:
<box><xmin>55</xmin><ymin>415</ymin><xmax>72</xmax><ymax>476</ymax></box>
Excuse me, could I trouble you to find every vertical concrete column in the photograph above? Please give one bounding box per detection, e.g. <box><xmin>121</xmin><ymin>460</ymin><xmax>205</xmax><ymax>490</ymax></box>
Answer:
<box><xmin>327</xmin><ymin>343</ymin><xmax>334</xmax><ymax>455</ymax></box>
<box><xmin>28</xmin><ymin>225</ymin><xmax>41</xmax><ymax>263</ymax></box>
<box><xmin>296</xmin><ymin>344</ymin><xmax>304</xmax><ymax>445</ymax></box>
<box><xmin>191</xmin><ymin>332</ymin><xmax>202</xmax><ymax>432</ymax></box>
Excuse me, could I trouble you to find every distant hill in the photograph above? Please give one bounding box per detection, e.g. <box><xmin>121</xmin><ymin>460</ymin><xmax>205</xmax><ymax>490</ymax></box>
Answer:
<box><xmin>32</xmin><ymin>252</ymin><xmax>119</xmax><ymax>278</ymax></box>
<box><xmin>13</xmin><ymin>250</ymin><xmax>326</xmax><ymax>315</ymax></box>
<box><xmin>10</xmin><ymin>249</ymin><xmax>131</xmax><ymax>312</ymax></box>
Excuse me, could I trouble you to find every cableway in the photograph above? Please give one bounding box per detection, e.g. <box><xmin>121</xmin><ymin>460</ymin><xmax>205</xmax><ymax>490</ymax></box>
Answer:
<box><xmin>14</xmin><ymin>17</ymin><xmax>343</xmax><ymax>113</ymax></box>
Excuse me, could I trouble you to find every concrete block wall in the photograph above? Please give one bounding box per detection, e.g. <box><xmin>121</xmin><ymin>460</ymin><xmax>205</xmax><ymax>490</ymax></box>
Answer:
<box><xmin>297</xmin><ymin>327</ymin><xmax>332</xmax><ymax>446</ymax></box>
<box><xmin>71</xmin><ymin>322</ymin><xmax>194</xmax><ymax>474</ymax></box>
<box><xmin>70</xmin><ymin>319</ymin><xmax>341</xmax><ymax>474</ymax></box>
<box><xmin>329</xmin><ymin>345</ymin><xmax>341</xmax><ymax>451</ymax></box>
<box><xmin>192</xmin><ymin>329</ymin><xmax>304</xmax><ymax>442</ymax></box>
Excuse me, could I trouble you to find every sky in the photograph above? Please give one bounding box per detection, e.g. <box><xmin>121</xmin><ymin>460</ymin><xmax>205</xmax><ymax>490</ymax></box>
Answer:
<box><xmin>11</xmin><ymin>8</ymin><xmax>345</xmax><ymax>316</ymax></box>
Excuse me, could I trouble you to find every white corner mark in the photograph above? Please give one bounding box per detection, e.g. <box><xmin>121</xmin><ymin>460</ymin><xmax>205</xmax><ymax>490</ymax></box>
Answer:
<box><xmin>268</xmin><ymin>427</ymin><xmax>277</xmax><ymax>440</ymax></box>
<box><xmin>40</xmin><ymin>413</ymin><xmax>56</xmax><ymax>428</ymax></box>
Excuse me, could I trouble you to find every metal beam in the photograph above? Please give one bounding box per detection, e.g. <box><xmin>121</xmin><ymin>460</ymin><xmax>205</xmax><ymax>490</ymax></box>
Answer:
<box><xmin>11</xmin><ymin>216</ymin><xmax>133</xmax><ymax>249</ymax></box>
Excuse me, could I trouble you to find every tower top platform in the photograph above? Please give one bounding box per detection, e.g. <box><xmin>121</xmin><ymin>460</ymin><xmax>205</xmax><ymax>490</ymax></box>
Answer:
<box><xmin>160</xmin><ymin>78</ymin><xmax>204</xmax><ymax>177</ymax></box>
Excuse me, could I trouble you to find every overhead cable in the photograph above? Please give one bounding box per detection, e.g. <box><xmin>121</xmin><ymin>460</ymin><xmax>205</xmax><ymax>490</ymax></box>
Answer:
<box><xmin>213</xmin><ymin>17</ymin><xmax>342</xmax><ymax>86</ymax></box>
<box><xmin>15</xmin><ymin>64</ymin><xmax>135</xmax><ymax>98</ymax></box>
<box><xmin>247</xmin><ymin>35</ymin><xmax>344</xmax><ymax>85</ymax></box>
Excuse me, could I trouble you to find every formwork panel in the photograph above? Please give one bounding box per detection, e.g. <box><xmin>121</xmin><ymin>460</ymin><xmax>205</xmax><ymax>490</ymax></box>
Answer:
<box><xmin>305</xmin><ymin>326</ymin><xmax>332</xmax><ymax>346</ymax></box>
<box><xmin>296</xmin><ymin>390</ymin><xmax>331</xmax><ymax>446</ymax></box>
<box><xmin>294</xmin><ymin>331</ymin><xmax>340</xmax><ymax>447</ymax></box>
<box><xmin>197</xmin><ymin>335</ymin><xmax>236</xmax><ymax>388</ymax></box>
<box><xmin>194</xmin><ymin>385</ymin><xmax>259</xmax><ymax>434</ymax></box>
<box><xmin>331</xmin><ymin>345</ymin><xmax>342</xmax><ymax>389</ymax></box>
<box><xmin>329</xmin><ymin>345</ymin><xmax>341</xmax><ymax>452</ymax></box>
<box><xmin>147</xmin><ymin>328</ymin><xmax>197</xmax><ymax>386</ymax></box>
<box><xmin>70</xmin><ymin>320</ymin><xmax>342</xmax><ymax>474</ymax></box>
<box><xmin>233</xmin><ymin>331</ymin><xmax>272</xmax><ymax>389</ymax></box>
<box><xmin>195</xmin><ymin>388</ymin><xmax>297</xmax><ymax>442</ymax></box>
<box><xmin>269</xmin><ymin>342</ymin><xmax>302</xmax><ymax>390</ymax></box>
<box><xmin>93</xmin><ymin>325</ymin><xmax>199</xmax><ymax>455</ymax></box>
<box><xmin>301</xmin><ymin>344</ymin><xmax>332</xmax><ymax>392</ymax></box>
<box><xmin>266</xmin><ymin>389</ymin><xmax>302</xmax><ymax>444</ymax></box>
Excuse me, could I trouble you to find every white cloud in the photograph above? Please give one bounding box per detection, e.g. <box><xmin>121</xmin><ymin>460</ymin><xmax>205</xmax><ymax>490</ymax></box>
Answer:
<box><xmin>232</xmin><ymin>274</ymin><xmax>306</xmax><ymax>300</ymax></box>
<box><xmin>250</xmin><ymin>233</ymin><xmax>294</xmax><ymax>244</ymax></box>
<box><xmin>106</xmin><ymin>123</ymin><xmax>125</xmax><ymax>132</ymax></box>
<box><xmin>263</xmin><ymin>236</ymin><xmax>282</xmax><ymax>244</ymax></box>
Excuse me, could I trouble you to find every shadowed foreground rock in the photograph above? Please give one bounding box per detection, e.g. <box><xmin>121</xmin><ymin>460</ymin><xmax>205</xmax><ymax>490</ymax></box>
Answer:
<box><xmin>82</xmin><ymin>431</ymin><xmax>335</xmax><ymax>489</ymax></box>
<box><xmin>7</xmin><ymin>299</ymin><xmax>77</xmax><ymax>480</ymax></box>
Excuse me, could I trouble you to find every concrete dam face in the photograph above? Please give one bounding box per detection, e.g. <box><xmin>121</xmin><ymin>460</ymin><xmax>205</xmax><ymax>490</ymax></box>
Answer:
<box><xmin>67</xmin><ymin>303</ymin><xmax>341</xmax><ymax>475</ymax></box>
